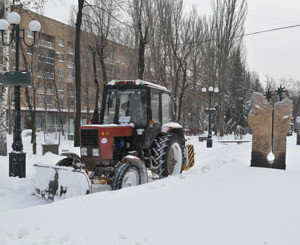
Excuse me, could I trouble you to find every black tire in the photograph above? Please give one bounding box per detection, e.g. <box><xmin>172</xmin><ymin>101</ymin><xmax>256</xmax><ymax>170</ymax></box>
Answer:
<box><xmin>152</xmin><ymin>133</ymin><xmax>184</xmax><ymax>178</ymax></box>
<box><xmin>111</xmin><ymin>162</ymin><xmax>141</xmax><ymax>190</ymax></box>
<box><xmin>56</xmin><ymin>158</ymin><xmax>73</xmax><ymax>167</ymax></box>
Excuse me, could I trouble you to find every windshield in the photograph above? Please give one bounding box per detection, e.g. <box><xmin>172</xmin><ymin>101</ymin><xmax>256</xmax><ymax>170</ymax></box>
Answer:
<box><xmin>103</xmin><ymin>88</ymin><xmax>147</xmax><ymax>125</ymax></box>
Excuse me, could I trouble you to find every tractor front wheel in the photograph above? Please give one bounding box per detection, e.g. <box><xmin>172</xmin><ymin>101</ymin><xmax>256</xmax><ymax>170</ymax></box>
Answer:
<box><xmin>111</xmin><ymin>162</ymin><xmax>141</xmax><ymax>190</ymax></box>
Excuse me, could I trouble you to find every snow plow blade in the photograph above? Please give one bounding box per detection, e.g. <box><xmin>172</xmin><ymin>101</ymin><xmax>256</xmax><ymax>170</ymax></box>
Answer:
<box><xmin>33</xmin><ymin>164</ymin><xmax>91</xmax><ymax>201</ymax></box>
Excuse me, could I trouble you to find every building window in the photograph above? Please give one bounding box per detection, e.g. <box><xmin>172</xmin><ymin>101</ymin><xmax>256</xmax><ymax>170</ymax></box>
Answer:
<box><xmin>59</xmin><ymin>93</ymin><xmax>64</xmax><ymax>101</ymax></box>
<box><xmin>27</xmin><ymin>29</ymin><xmax>33</xmax><ymax>38</ymax></box>
<box><xmin>122</xmin><ymin>58</ymin><xmax>125</xmax><ymax>65</ymax></box>
<box><xmin>68</xmin><ymin>42</ymin><xmax>74</xmax><ymax>54</ymax></box>
<box><xmin>58</xmin><ymin>83</ymin><xmax>64</xmax><ymax>91</ymax></box>
<box><xmin>46</xmin><ymin>95</ymin><xmax>55</xmax><ymax>108</ymax></box>
<box><xmin>37</xmin><ymin>95</ymin><xmax>43</xmax><ymax>107</ymax></box>
<box><xmin>58</xmin><ymin>38</ymin><xmax>64</xmax><ymax>47</ymax></box>
<box><xmin>105</xmin><ymin>55</ymin><xmax>114</xmax><ymax>65</ymax></box>
<box><xmin>58</xmin><ymin>53</ymin><xmax>64</xmax><ymax>62</ymax></box>
<box><xmin>116</xmin><ymin>57</ymin><xmax>120</xmax><ymax>63</ymax></box>
<box><xmin>67</xmin><ymin>68</ymin><xmax>73</xmax><ymax>78</ymax></box>
<box><xmin>68</xmin><ymin>56</ymin><xmax>74</xmax><ymax>67</ymax></box>
<box><xmin>45</xmin><ymin>72</ymin><xmax>54</xmax><ymax>79</ymax></box>
<box><xmin>58</xmin><ymin>68</ymin><xmax>64</xmax><ymax>77</ymax></box>
<box><xmin>27</xmin><ymin>63</ymin><xmax>32</xmax><ymax>71</ymax></box>
<box><xmin>27</xmin><ymin>47</ymin><xmax>33</xmax><ymax>55</ymax></box>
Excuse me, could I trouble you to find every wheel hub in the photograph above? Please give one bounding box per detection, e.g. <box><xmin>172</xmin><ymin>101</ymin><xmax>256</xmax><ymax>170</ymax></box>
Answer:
<box><xmin>167</xmin><ymin>143</ymin><xmax>182</xmax><ymax>175</ymax></box>
<box><xmin>122</xmin><ymin>169</ymin><xmax>140</xmax><ymax>187</ymax></box>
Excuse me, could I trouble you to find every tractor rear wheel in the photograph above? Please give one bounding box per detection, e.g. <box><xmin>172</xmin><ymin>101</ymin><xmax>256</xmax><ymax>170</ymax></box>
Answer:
<box><xmin>152</xmin><ymin>133</ymin><xmax>184</xmax><ymax>178</ymax></box>
<box><xmin>111</xmin><ymin>162</ymin><xmax>141</xmax><ymax>190</ymax></box>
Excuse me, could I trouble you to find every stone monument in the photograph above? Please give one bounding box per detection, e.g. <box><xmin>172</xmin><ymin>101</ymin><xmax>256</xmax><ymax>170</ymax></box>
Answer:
<box><xmin>248</xmin><ymin>92</ymin><xmax>293</xmax><ymax>170</ymax></box>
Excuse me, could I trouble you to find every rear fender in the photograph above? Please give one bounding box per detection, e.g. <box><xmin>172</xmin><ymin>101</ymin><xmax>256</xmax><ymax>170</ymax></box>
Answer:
<box><xmin>123</xmin><ymin>156</ymin><xmax>148</xmax><ymax>184</ymax></box>
<box><xmin>160</xmin><ymin>123</ymin><xmax>183</xmax><ymax>134</ymax></box>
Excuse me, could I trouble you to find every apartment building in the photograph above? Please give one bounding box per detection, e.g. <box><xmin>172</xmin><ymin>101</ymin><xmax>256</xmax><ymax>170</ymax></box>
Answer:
<box><xmin>0</xmin><ymin>6</ymin><xmax>135</xmax><ymax>133</ymax></box>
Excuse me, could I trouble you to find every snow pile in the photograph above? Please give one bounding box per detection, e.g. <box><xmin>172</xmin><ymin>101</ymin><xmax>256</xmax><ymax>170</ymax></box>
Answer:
<box><xmin>0</xmin><ymin>133</ymin><xmax>300</xmax><ymax>244</ymax></box>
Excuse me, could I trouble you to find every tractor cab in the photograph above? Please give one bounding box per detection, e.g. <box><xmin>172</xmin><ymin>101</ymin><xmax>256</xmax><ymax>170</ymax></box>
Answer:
<box><xmin>99</xmin><ymin>80</ymin><xmax>173</xmax><ymax>150</ymax></box>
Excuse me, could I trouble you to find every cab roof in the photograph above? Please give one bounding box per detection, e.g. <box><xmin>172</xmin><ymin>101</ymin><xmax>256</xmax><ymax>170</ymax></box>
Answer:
<box><xmin>107</xmin><ymin>79</ymin><xmax>170</xmax><ymax>92</ymax></box>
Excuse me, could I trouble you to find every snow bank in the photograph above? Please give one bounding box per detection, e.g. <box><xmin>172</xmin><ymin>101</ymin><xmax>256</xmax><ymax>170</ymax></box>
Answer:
<box><xmin>0</xmin><ymin>133</ymin><xmax>300</xmax><ymax>244</ymax></box>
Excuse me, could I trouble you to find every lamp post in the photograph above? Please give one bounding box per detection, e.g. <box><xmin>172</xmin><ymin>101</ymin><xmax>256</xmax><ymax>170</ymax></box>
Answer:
<box><xmin>265</xmin><ymin>88</ymin><xmax>272</xmax><ymax>102</ymax></box>
<box><xmin>0</xmin><ymin>12</ymin><xmax>41</xmax><ymax>178</ymax></box>
<box><xmin>275</xmin><ymin>85</ymin><xmax>287</xmax><ymax>102</ymax></box>
<box><xmin>202</xmin><ymin>86</ymin><xmax>219</xmax><ymax>148</ymax></box>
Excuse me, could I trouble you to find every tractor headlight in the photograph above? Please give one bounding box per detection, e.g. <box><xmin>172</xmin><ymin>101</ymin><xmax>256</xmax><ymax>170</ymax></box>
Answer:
<box><xmin>92</xmin><ymin>149</ymin><xmax>100</xmax><ymax>157</ymax></box>
<box><xmin>108</xmin><ymin>80</ymin><xmax>116</xmax><ymax>85</ymax></box>
<box><xmin>135</xmin><ymin>79</ymin><xmax>142</xmax><ymax>85</ymax></box>
<box><xmin>81</xmin><ymin>147</ymin><xmax>87</xmax><ymax>156</ymax></box>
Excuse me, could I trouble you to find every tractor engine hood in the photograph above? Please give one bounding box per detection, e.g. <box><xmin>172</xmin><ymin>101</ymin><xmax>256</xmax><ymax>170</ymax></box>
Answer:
<box><xmin>80</xmin><ymin>124</ymin><xmax>133</xmax><ymax>159</ymax></box>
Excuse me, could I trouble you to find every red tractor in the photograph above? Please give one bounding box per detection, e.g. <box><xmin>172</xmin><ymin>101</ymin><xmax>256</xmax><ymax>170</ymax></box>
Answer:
<box><xmin>34</xmin><ymin>80</ymin><xmax>194</xmax><ymax>200</ymax></box>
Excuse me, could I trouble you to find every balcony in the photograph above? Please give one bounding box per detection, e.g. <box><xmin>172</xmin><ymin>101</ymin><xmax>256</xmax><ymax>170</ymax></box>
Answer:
<box><xmin>67</xmin><ymin>61</ymin><xmax>74</xmax><ymax>68</ymax></box>
<box><xmin>38</xmin><ymin>40</ymin><xmax>55</xmax><ymax>50</ymax></box>
<box><xmin>67</xmin><ymin>47</ymin><xmax>74</xmax><ymax>55</ymax></box>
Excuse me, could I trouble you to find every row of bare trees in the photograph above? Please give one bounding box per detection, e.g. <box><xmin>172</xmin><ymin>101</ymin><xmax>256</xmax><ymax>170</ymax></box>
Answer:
<box><xmin>69</xmin><ymin>0</ymin><xmax>259</xmax><ymax>144</ymax></box>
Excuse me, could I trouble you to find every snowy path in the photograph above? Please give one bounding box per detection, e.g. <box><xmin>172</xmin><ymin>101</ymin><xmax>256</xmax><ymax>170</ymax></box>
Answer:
<box><xmin>0</xmin><ymin>133</ymin><xmax>300</xmax><ymax>244</ymax></box>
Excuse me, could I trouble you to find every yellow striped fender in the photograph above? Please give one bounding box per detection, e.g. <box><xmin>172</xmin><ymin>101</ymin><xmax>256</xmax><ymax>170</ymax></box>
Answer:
<box><xmin>183</xmin><ymin>144</ymin><xmax>195</xmax><ymax>171</ymax></box>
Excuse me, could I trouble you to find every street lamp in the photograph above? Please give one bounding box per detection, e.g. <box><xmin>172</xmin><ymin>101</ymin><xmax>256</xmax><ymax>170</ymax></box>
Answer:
<box><xmin>0</xmin><ymin>12</ymin><xmax>41</xmax><ymax>178</ymax></box>
<box><xmin>275</xmin><ymin>85</ymin><xmax>287</xmax><ymax>102</ymax></box>
<box><xmin>202</xmin><ymin>86</ymin><xmax>219</xmax><ymax>148</ymax></box>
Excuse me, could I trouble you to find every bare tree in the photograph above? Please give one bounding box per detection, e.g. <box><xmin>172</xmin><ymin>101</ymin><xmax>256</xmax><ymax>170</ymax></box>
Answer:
<box><xmin>82</xmin><ymin>0</ymin><xmax>120</xmax><ymax>90</ymax></box>
<box><xmin>19</xmin><ymin>41</ymin><xmax>39</xmax><ymax>153</ymax></box>
<box><xmin>211</xmin><ymin>0</ymin><xmax>247</xmax><ymax>136</ymax></box>
<box><xmin>128</xmin><ymin>0</ymin><xmax>153</xmax><ymax>79</ymax></box>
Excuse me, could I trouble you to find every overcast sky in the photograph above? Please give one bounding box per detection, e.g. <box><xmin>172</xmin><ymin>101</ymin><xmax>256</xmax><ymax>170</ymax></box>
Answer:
<box><xmin>43</xmin><ymin>0</ymin><xmax>300</xmax><ymax>83</ymax></box>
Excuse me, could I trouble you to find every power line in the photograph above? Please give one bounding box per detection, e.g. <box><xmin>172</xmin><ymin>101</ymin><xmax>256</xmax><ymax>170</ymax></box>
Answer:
<box><xmin>168</xmin><ymin>24</ymin><xmax>300</xmax><ymax>47</ymax></box>
<box><xmin>244</xmin><ymin>24</ymin><xmax>300</xmax><ymax>37</ymax></box>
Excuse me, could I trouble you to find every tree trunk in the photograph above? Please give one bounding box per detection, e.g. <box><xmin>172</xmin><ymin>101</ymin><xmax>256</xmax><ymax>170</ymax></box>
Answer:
<box><xmin>0</xmin><ymin>0</ymin><xmax>10</xmax><ymax>156</ymax></box>
<box><xmin>137</xmin><ymin>25</ymin><xmax>148</xmax><ymax>80</ymax></box>
<box><xmin>91</xmin><ymin>50</ymin><xmax>100</xmax><ymax>124</ymax></box>
<box><xmin>74</xmin><ymin>0</ymin><xmax>84</xmax><ymax>146</ymax></box>
<box><xmin>96</xmin><ymin>38</ymin><xmax>108</xmax><ymax>87</ymax></box>
<box><xmin>0</xmin><ymin>85</ymin><xmax>7</xmax><ymax>156</ymax></box>
<box><xmin>20</xmin><ymin>43</ymin><xmax>37</xmax><ymax>154</ymax></box>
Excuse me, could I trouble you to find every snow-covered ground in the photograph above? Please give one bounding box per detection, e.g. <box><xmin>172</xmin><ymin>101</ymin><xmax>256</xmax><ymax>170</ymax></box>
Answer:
<box><xmin>1</xmin><ymin>132</ymin><xmax>300</xmax><ymax>245</ymax></box>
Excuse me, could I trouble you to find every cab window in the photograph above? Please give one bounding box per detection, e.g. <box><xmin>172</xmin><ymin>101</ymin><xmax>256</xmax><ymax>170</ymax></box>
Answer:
<box><xmin>162</xmin><ymin>93</ymin><xmax>172</xmax><ymax>124</ymax></box>
<box><xmin>151</xmin><ymin>92</ymin><xmax>160</xmax><ymax>123</ymax></box>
